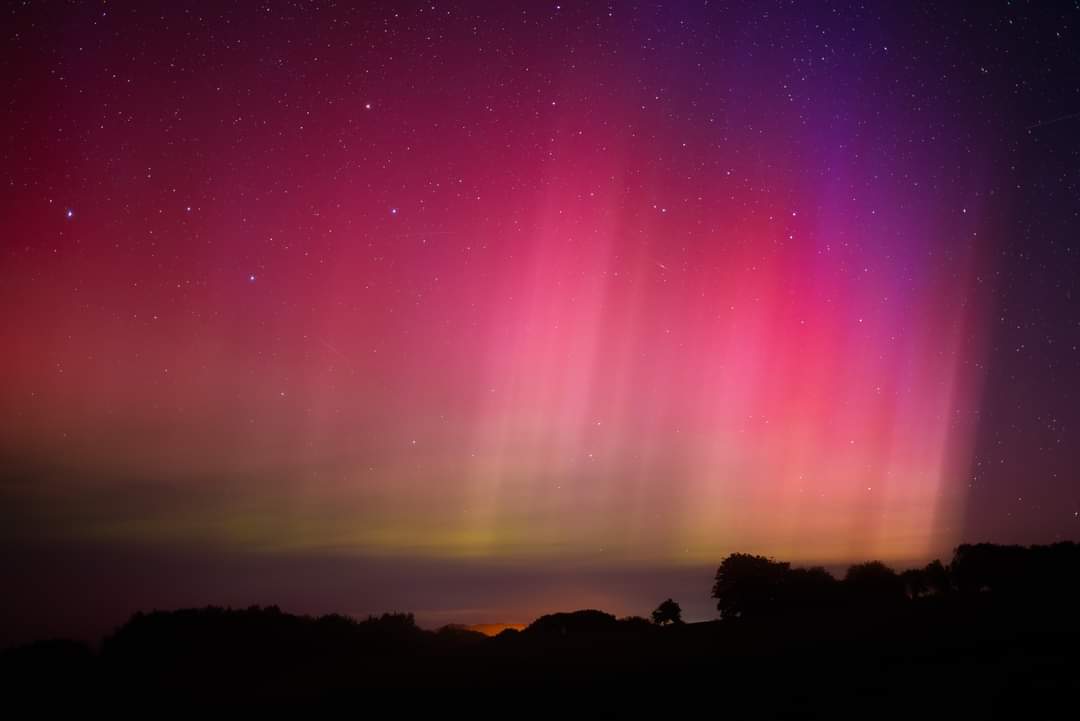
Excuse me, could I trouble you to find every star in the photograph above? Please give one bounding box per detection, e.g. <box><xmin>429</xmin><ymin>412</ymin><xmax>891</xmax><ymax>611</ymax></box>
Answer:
<box><xmin>65</xmin><ymin>208</ymin><xmax>73</xmax><ymax>219</ymax></box>
<box><xmin>248</xmin><ymin>274</ymin><xmax>256</xmax><ymax>282</ymax></box>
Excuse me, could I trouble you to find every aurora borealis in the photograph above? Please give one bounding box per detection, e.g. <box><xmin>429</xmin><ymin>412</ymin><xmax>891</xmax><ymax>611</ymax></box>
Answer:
<box><xmin>3</xmin><ymin>1</ymin><xmax>1079</xmax><ymax>644</ymax></box>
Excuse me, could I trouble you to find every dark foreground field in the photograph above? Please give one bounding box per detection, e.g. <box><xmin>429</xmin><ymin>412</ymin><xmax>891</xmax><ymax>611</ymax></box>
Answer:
<box><xmin>4</xmin><ymin>544</ymin><xmax>1079</xmax><ymax>715</ymax></box>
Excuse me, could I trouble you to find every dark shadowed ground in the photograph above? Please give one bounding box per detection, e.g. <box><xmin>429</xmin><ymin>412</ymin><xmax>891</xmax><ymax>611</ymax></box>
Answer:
<box><xmin>3</xmin><ymin>543</ymin><xmax>1079</xmax><ymax>715</ymax></box>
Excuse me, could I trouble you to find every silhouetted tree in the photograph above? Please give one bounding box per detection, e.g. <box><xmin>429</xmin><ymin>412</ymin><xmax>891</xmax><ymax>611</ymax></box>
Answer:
<box><xmin>360</xmin><ymin>611</ymin><xmax>419</xmax><ymax>632</ymax></box>
<box><xmin>713</xmin><ymin>553</ymin><xmax>792</xmax><ymax>619</ymax></box>
<box><xmin>949</xmin><ymin>541</ymin><xmax>1080</xmax><ymax>602</ymax></box>
<box><xmin>844</xmin><ymin>561</ymin><xmax>905</xmax><ymax>606</ymax></box>
<box><xmin>10</xmin><ymin>540</ymin><xmax>1080</xmax><ymax>701</ymax></box>
<box><xmin>923</xmin><ymin>559</ymin><xmax>952</xmax><ymax>595</ymax></box>
<box><xmin>951</xmin><ymin>543</ymin><xmax>1028</xmax><ymax>595</ymax></box>
<box><xmin>900</xmin><ymin>567</ymin><xmax>929</xmax><ymax>599</ymax></box>
<box><xmin>783</xmin><ymin>565</ymin><xmax>841</xmax><ymax>613</ymax></box>
<box><xmin>651</xmin><ymin>598</ymin><xmax>684</xmax><ymax>625</ymax></box>
<box><xmin>1032</xmin><ymin>542</ymin><xmax>1080</xmax><ymax>599</ymax></box>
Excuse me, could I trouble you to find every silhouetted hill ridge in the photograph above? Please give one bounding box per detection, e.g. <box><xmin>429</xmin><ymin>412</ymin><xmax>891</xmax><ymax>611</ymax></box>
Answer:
<box><xmin>3</xmin><ymin>541</ymin><xmax>1079</xmax><ymax>711</ymax></box>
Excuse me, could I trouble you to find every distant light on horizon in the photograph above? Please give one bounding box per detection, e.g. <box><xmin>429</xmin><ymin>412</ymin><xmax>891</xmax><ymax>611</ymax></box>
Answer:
<box><xmin>1</xmin><ymin>0</ymin><xmax>1075</xmax><ymax>645</ymax></box>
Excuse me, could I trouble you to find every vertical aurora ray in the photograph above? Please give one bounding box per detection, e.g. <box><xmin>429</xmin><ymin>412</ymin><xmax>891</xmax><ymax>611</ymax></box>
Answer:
<box><xmin>4</xmin><ymin>1</ymin><xmax>1037</xmax><ymax>643</ymax></box>
<box><xmin>451</xmin><ymin>159</ymin><xmax>992</xmax><ymax>565</ymax></box>
<box><xmin>0</xmin><ymin>90</ymin><xmax>994</xmax><ymax>565</ymax></box>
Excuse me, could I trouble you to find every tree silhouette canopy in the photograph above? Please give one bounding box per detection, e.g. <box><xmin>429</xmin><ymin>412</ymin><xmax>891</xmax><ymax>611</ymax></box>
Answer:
<box><xmin>712</xmin><ymin>553</ymin><xmax>792</xmax><ymax>619</ymax></box>
<box><xmin>844</xmin><ymin>561</ymin><xmax>905</xmax><ymax>605</ymax></box>
<box><xmin>651</xmin><ymin>598</ymin><xmax>684</xmax><ymax>626</ymax></box>
<box><xmin>3</xmin><ymin>541</ymin><xmax>1080</xmax><ymax>705</ymax></box>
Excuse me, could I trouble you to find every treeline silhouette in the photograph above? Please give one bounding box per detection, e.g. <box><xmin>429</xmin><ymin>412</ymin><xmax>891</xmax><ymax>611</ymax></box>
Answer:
<box><xmin>3</xmin><ymin>541</ymin><xmax>1080</xmax><ymax>713</ymax></box>
<box><xmin>711</xmin><ymin>541</ymin><xmax>1080</xmax><ymax>620</ymax></box>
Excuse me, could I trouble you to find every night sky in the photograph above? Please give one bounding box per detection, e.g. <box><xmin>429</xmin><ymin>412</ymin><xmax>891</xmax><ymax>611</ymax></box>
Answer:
<box><xmin>2</xmin><ymin>1</ymin><xmax>1079</xmax><ymax>645</ymax></box>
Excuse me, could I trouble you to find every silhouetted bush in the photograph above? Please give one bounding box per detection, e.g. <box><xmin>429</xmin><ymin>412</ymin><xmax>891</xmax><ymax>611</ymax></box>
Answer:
<box><xmin>525</xmin><ymin>609</ymin><xmax>620</xmax><ymax>636</ymax></box>
<box><xmin>618</xmin><ymin>615</ymin><xmax>656</xmax><ymax>632</ymax></box>
<box><xmin>435</xmin><ymin>624</ymin><xmax>488</xmax><ymax>644</ymax></box>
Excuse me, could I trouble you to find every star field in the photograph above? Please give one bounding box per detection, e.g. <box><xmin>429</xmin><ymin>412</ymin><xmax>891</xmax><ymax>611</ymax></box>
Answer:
<box><xmin>2</xmin><ymin>1</ymin><xmax>1079</xmax><ymax>642</ymax></box>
